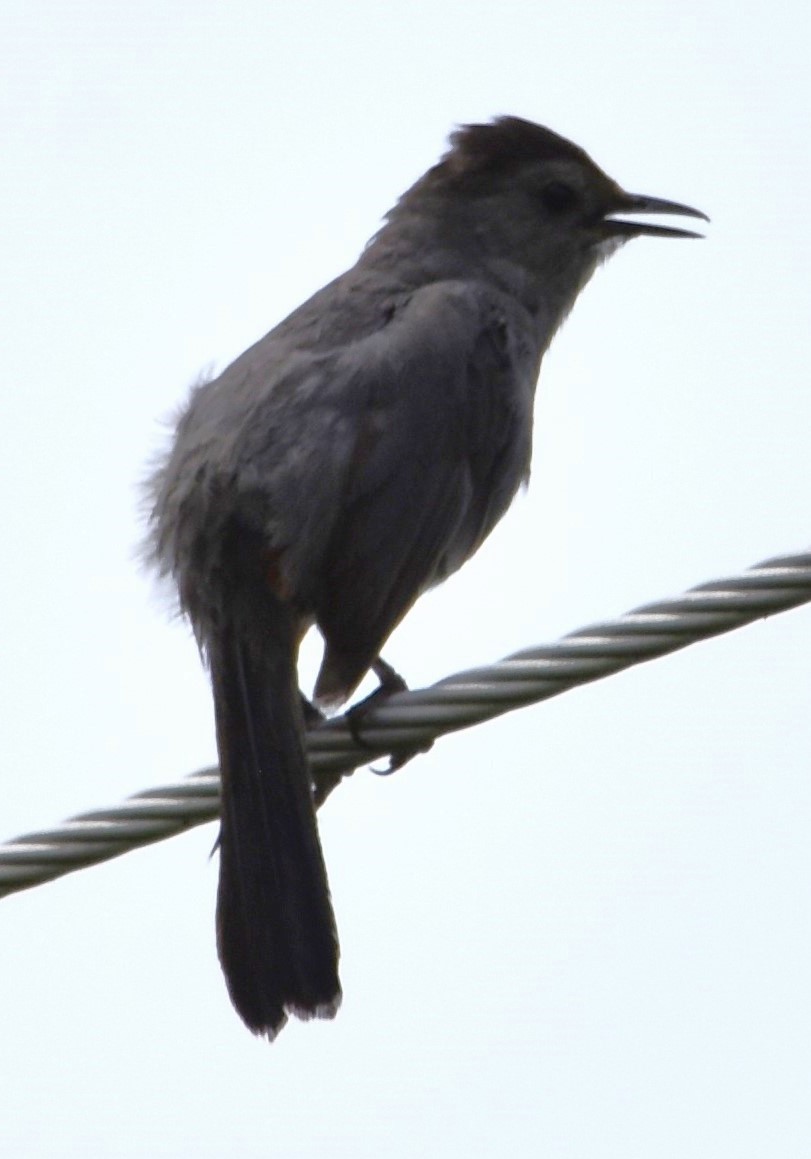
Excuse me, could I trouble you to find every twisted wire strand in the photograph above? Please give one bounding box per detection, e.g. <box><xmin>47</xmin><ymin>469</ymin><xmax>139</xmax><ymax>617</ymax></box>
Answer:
<box><xmin>1</xmin><ymin>549</ymin><xmax>809</xmax><ymax>899</ymax></box>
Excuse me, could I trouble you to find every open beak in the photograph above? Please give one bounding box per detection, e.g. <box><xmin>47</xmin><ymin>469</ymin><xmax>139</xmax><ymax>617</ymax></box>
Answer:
<box><xmin>605</xmin><ymin>193</ymin><xmax>709</xmax><ymax>239</ymax></box>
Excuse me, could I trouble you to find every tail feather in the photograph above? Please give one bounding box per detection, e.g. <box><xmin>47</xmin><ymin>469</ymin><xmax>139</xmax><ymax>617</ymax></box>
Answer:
<box><xmin>210</xmin><ymin>600</ymin><xmax>341</xmax><ymax>1039</ymax></box>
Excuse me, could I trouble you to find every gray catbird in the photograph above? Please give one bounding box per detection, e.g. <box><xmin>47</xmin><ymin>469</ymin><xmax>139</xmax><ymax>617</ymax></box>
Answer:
<box><xmin>146</xmin><ymin>116</ymin><xmax>705</xmax><ymax>1040</ymax></box>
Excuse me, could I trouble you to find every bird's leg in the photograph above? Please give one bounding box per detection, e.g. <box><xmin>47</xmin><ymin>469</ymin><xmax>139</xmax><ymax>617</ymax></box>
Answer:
<box><xmin>370</xmin><ymin>657</ymin><xmax>409</xmax><ymax>695</ymax></box>
<box><xmin>347</xmin><ymin>656</ymin><xmax>433</xmax><ymax>774</ymax></box>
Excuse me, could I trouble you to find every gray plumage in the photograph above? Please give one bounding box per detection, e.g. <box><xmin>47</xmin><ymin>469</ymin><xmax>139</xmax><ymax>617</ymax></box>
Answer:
<box><xmin>146</xmin><ymin>116</ymin><xmax>705</xmax><ymax>1039</ymax></box>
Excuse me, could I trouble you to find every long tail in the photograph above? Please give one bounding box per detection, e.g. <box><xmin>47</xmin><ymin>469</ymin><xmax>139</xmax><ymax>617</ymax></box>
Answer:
<box><xmin>209</xmin><ymin>593</ymin><xmax>341</xmax><ymax>1039</ymax></box>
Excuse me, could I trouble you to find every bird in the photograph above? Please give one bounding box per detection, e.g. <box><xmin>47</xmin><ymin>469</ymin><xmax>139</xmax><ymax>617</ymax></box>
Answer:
<box><xmin>145</xmin><ymin>115</ymin><xmax>706</xmax><ymax>1039</ymax></box>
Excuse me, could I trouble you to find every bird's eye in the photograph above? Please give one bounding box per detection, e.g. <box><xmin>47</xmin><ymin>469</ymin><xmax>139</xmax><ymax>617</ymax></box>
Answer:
<box><xmin>539</xmin><ymin>181</ymin><xmax>578</xmax><ymax>213</ymax></box>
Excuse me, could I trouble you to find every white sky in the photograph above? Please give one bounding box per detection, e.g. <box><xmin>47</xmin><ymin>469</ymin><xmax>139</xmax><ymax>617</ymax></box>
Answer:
<box><xmin>2</xmin><ymin>2</ymin><xmax>811</xmax><ymax>1156</ymax></box>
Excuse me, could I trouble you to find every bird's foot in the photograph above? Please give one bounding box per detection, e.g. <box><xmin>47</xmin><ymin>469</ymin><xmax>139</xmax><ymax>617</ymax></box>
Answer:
<box><xmin>347</xmin><ymin>658</ymin><xmax>434</xmax><ymax>774</ymax></box>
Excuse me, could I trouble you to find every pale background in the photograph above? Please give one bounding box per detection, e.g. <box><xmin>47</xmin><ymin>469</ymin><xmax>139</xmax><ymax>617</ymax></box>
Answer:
<box><xmin>2</xmin><ymin>2</ymin><xmax>810</xmax><ymax>1156</ymax></box>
